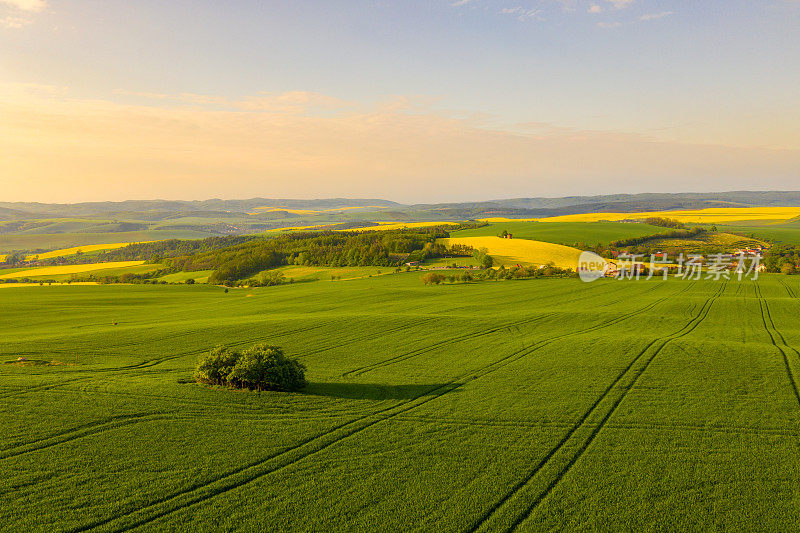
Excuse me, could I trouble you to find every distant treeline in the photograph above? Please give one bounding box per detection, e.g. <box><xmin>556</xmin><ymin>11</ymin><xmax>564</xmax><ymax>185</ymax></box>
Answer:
<box><xmin>421</xmin><ymin>264</ymin><xmax>575</xmax><ymax>285</ymax></box>
<box><xmin>642</xmin><ymin>217</ymin><xmax>686</xmax><ymax>229</ymax></box>
<box><xmin>764</xmin><ymin>245</ymin><xmax>800</xmax><ymax>274</ymax></box>
<box><xmin>193</xmin><ymin>229</ymin><xmax>453</xmax><ymax>284</ymax></box>
<box><xmin>89</xmin><ymin>227</ymin><xmax>457</xmax><ymax>284</ymax></box>
<box><xmin>3</xmin><ymin>224</ymin><xmax>482</xmax><ymax>284</ymax></box>
<box><xmin>96</xmin><ymin>236</ymin><xmax>254</xmax><ymax>263</ymax></box>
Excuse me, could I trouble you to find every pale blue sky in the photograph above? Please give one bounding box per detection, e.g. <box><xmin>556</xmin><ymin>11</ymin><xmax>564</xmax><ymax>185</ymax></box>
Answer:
<box><xmin>1</xmin><ymin>0</ymin><xmax>799</xmax><ymax>202</ymax></box>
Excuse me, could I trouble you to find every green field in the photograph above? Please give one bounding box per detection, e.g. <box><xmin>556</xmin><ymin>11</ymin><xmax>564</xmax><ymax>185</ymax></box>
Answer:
<box><xmin>158</xmin><ymin>270</ymin><xmax>216</xmax><ymax>284</ymax></box>
<box><xmin>264</xmin><ymin>265</ymin><xmax>396</xmax><ymax>282</ymax></box>
<box><xmin>453</xmin><ymin>221</ymin><xmax>666</xmax><ymax>245</ymax></box>
<box><xmin>2</xmin><ymin>274</ymin><xmax>800</xmax><ymax>530</ymax></box>
<box><xmin>0</xmin><ymin>230</ymin><xmax>210</xmax><ymax>254</ymax></box>
<box><xmin>716</xmin><ymin>221</ymin><xmax>800</xmax><ymax>245</ymax></box>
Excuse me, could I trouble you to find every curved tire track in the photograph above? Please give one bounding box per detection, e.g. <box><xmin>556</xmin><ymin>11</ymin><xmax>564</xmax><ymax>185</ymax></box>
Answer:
<box><xmin>466</xmin><ymin>281</ymin><xmax>726</xmax><ymax>533</ymax></box>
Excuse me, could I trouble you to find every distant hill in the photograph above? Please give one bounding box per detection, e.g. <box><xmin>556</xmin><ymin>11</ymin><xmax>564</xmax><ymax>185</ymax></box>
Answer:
<box><xmin>407</xmin><ymin>191</ymin><xmax>800</xmax><ymax>219</ymax></box>
<box><xmin>3</xmin><ymin>191</ymin><xmax>800</xmax><ymax>220</ymax></box>
<box><xmin>0</xmin><ymin>198</ymin><xmax>400</xmax><ymax>219</ymax></box>
<box><xmin>3</xmin><ymin>191</ymin><xmax>800</xmax><ymax>253</ymax></box>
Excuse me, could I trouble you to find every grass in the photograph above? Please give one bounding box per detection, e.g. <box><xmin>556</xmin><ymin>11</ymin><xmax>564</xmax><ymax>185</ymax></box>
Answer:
<box><xmin>254</xmin><ymin>265</ymin><xmax>395</xmax><ymax>282</ymax></box>
<box><xmin>159</xmin><ymin>270</ymin><xmax>215</xmax><ymax>284</ymax></box>
<box><xmin>439</xmin><ymin>236</ymin><xmax>583</xmax><ymax>269</ymax></box>
<box><xmin>0</xmin><ymin>261</ymin><xmax>147</xmax><ymax>280</ymax></box>
<box><xmin>452</xmin><ymin>221</ymin><xmax>666</xmax><ymax>246</ymax></box>
<box><xmin>645</xmin><ymin>232</ymin><xmax>766</xmax><ymax>251</ymax></box>
<box><xmin>422</xmin><ymin>256</ymin><xmax>481</xmax><ymax>268</ymax></box>
<box><xmin>2</xmin><ymin>274</ymin><xmax>800</xmax><ymax>530</ymax></box>
<box><xmin>715</xmin><ymin>221</ymin><xmax>800</xmax><ymax>246</ymax></box>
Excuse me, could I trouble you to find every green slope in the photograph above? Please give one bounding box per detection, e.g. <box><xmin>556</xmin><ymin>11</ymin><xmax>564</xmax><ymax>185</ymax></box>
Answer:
<box><xmin>452</xmin><ymin>221</ymin><xmax>666</xmax><ymax>246</ymax></box>
<box><xmin>2</xmin><ymin>275</ymin><xmax>800</xmax><ymax>530</ymax></box>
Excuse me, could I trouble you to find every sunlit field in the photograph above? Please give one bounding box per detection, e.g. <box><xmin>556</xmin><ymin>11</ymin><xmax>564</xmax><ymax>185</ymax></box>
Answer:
<box><xmin>4</xmin><ymin>274</ymin><xmax>799</xmax><ymax>530</ymax></box>
<box><xmin>0</xmin><ymin>261</ymin><xmax>146</xmax><ymax>279</ymax></box>
<box><xmin>439</xmin><ymin>236</ymin><xmax>583</xmax><ymax>269</ymax></box>
<box><xmin>483</xmin><ymin>207</ymin><xmax>800</xmax><ymax>224</ymax></box>
<box><xmin>451</xmin><ymin>221</ymin><xmax>666</xmax><ymax>246</ymax></box>
<box><xmin>27</xmin><ymin>242</ymin><xmax>154</xmax><ymax>260</ymax></box>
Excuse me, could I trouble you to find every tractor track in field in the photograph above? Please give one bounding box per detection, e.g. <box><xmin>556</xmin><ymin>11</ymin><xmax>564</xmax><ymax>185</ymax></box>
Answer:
<box><xmin>342</xmin><ymin>282</ymin><xmax>665</xmax><ymax>378</ymax></box>
<box><xmin>392</xmin><ymin>415</ymin><xmax>800</xmax><ymax>438</ymax></box>
<box><xmin>779</xmin><ymin>278</ymin><xmax>799</xmax><ymax>299</ymax></box>
<box><xmin>299</xmin><ymin>317</ymin><xmax>433</xmax><ymax>358</ymax></box>
<box><xmin>70</xmin><ymin>283</ymin><xmax>683</xmax><ymax>533</ymax></box>
<box><xmin>94</xmin><ymin>322</ymin><xmax>329</xmax><ymax>372</ymax></box>
<box><xmin>1</xmin><ymin>323</ymin><xmax>328</xmax><ymax>402</ymax></box>
<box><xmin>0</xmin><ymin>413</ymin><xmax>177</xmax><ymax>463</ymax></box>
<box><xmin>466</xmin><ymin>281</ymin><xmax>725</xmax><ymax>533</ymax></box>
<box><xmin>0</xmin><ymin>376</ymin><xmax>95</xmax><ymax>400</ymax></box>
<box><xmin>755</xmin><ymin>282</ymin><xmax>800</xmax><ymax>407</ymax></box>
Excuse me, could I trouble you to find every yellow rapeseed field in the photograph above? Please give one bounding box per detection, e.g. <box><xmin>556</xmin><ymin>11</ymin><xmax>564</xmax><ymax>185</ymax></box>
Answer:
<box><xmin>439</xmin><ymin>236</ymin><xmax>582</xmax><ymax>270</ymax></box>
<box><xmin>0</xmin><ymin>282</ymin><xmax>99</xmax><ymax>288</ymax></box>
<box><xmin>24</xmin><ymin>242</ymin><xmax>153</xmax><ymax>261</ymax></box>
<box><xmin>482</xmin><ymin>206</ymin><xmax>800</xmax><ymax>224</ymax></box>
<box><xmin>345</xmin><ymin>222</ymin><xmax>460</xmax><ymax>231</ymax></box>
<box><xmin>0</xmin><ymin>261</ymin><xmax>146</xmax><ymax>279</ymax></box>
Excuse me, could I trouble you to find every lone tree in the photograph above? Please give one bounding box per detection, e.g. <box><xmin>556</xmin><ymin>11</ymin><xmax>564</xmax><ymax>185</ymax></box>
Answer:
<box><xmin>472</xmin><ymin>247</ymin><xmax>493</xmax><ymax>269</ymax></box>
<box><xmin>195</xmin><ymin>344</ymin><xmax>306</xmax><ymax>391</ymax></box>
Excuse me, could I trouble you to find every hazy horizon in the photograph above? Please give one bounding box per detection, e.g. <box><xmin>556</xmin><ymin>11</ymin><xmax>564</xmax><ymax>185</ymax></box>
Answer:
<box><xmin>5</xmin><ymin>188</ymin><xmax>800</xmax><ymax>208</ymax></box>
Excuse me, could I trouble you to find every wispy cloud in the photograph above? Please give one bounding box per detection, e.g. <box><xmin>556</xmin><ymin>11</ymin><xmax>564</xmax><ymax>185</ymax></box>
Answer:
<box><xmin>499</xmin><ymin>7</ymin><xmax>543</xmax><ymax>21</ymax></box>
<box><xmin>0</xmin><ymin>0</ymin><xmax>45</xmax><ymax>11</ymax></box>
<box><xmin>639</xmin><ymin>11</ymin><xmax>673</xmax><ymax>20</ymax></box>
<box><xmin>450</xmin><ymin>0</ymin><xmax>473</xmax><ymax>6</ymax></box>
<box><xmin>588</xmin><ymin>5</ymin><xmax>603</xmax><ymax>14</ymax></box>
<box><xmin>115</xmin><ymin>89</ymin><xmax>353</xmax><ymax>114</ymax></box>
<box><xmin>606</xmin><ymin>0</ymin><xmax>634</xmax><ymax>9</ymax></box>
<box><xmin>1</xmin><ymin>15</ymin><xmax>28</xmax><ymax>27</ymax></box>
<box><xmin>597</xmin><ymin>21</ymin><xmax>621</xmax><ymax>28</ymax></box>
<box><xmin>0</xmin><ymin>0</ymin><xmax>46</xmax><ymax>28</ymax></box>
<box><xmin>3</xmin><ymin>83</ymin><xmax>797</xmax><ymax>202</ymax></box>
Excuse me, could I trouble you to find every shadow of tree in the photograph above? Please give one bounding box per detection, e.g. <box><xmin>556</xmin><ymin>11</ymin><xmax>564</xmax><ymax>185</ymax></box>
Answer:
<box><xmin>301</xmin><ymin>382</ymin><xmax>456</xmax><ymax>400</ymax></box>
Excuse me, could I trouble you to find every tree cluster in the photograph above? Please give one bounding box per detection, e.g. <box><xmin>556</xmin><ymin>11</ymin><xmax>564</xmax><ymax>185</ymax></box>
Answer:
<box><xmin>422</xmin><ymin>264</ymin><xmax>575</xmax><ymax>285</ymax></box>
<box><xmin>764</xmin><ymin>245</ymin><xmax>800</xmax><ymax>274</ymax></box>
<box><xmin>643</xmin><ymin>217</ymin><xmax>686</xmax><ymax>229</ymax></box>
<box><xmin>194</xmin><ymin>344</ymin><xmax>307</xmax><ymax>391</ymax></box>
<box><xmin>192</xmin><ymin>229</ymin><xmax>451</xmax><ymax>284</ymax></box>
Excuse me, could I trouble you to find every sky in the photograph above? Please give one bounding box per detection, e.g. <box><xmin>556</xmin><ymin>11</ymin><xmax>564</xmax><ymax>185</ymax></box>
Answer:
<box><xmin>1</xmin><ymin>0</ymin><xmax>799</xmax><ymax>204</ymax></box>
